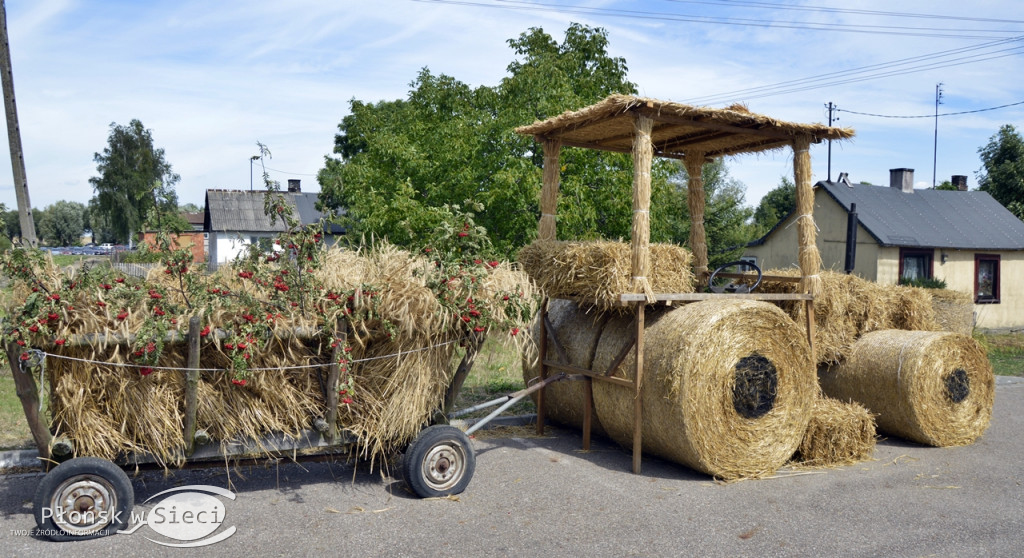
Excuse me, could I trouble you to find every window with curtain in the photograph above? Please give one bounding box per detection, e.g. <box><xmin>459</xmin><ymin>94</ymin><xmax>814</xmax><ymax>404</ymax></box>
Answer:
<box><xmin>975</xmin><ymin>254</ymin><xmax>1000</xmax><ymax>303</ymax></box>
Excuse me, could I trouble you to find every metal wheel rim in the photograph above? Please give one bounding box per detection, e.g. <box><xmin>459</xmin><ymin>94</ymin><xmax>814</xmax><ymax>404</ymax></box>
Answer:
<box><xmin>420</xmin><ymin>442</ymin><xmax>466</xmax><ymax>491</ymax></box>
<box><xmin>49</xmin><ymin>474</ymin><xmax>118</xmax><ymax>536</ymax></box>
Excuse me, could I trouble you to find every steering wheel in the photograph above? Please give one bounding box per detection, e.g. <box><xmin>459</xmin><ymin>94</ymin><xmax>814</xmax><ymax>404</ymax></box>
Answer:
<box><xmin>708</xmin><ymin>261</ymin><xmax>763</xmax><ymax>293</ymax></box>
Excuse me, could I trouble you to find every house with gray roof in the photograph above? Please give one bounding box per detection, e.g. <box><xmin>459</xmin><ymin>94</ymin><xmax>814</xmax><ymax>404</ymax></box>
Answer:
<box><xmin>745</xmin><ymin>168</ymin><xmax>1024</xmax><ymax>329</ymax></box>
<box><xmin>203</xmin><ymin>180</ymin><xmax>344</xmax><ymax>269</ymax></box>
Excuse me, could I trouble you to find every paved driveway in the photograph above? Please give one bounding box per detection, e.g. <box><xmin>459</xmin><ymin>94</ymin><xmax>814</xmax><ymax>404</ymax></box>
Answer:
<box><xmin>2</xmin><ymin>378</ymin><xmax>1022</xmax><ymax>557</ymax></box>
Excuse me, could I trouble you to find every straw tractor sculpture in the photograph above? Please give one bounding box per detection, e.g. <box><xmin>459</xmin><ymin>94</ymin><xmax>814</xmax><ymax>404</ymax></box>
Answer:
<box><xmin>514</xmin><ymin>95</ymin><xmax>993</xmax><ymax>480</ymax></box>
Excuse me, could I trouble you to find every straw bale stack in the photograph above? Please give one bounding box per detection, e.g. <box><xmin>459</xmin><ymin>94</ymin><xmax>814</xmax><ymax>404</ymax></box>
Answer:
<box><xmin>530</xmin><ymin>299</ymin><xmax>815</xmax><ymax>480</ymax></box>
<box><xmin>517</xmin><ymin>240</ymin><xmax>694</xmax><ymax>311</ymax></box>
<box><xmin>792</xmin><ymin>397</ymin><xmax>876</xmax><ymax>468</ymax></box>
<box><xmin>929</xmin><ymin>289</ymin><xmax>974</xmax><ymax>335</ymax></box>
<box><xmin>819</xmin><ymin>330</ymin><xmax>994</xmax><ymax>447</ymax></box>
<box><xmin>747</xmin><ymin>270</ymin><xmax>940</xmax><ymax>364</ymax></box>
<box><xmin>522</xmin><ymin>299</ymin><xmax>608</xmax><ymax>436</ymax></box>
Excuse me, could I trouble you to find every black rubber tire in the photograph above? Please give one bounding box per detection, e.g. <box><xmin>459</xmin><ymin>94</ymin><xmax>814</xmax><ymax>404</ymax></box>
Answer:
<box><xmin>32</xmin><ymin>457</ymin><xmax>134</xmax><ymax>541</ymax></box>
<box><xmin>402</xmin><ymin>425</ymin><xmax>476</xmax><ymax>498</ymax></box>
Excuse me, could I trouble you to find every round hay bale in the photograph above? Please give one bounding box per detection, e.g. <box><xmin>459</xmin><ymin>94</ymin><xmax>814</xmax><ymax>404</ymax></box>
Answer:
<box><xmin>819</xmin><ymin>329</ymin><xmax>993</xmax><ymax>446</ymax></box>
<box><xmin>792</xmin><ymin>396</ymin><xmax>876</xmax><ymax>468</ymax></box>
<box><xmin>591</xmin><ymin>299</ymin><xmax>816</xmax><ymax>480</ymax></box>
<box><xmin>523</xmin><ymin>299</ymin><xmax>609</xmax><ymax>436</ymax></box>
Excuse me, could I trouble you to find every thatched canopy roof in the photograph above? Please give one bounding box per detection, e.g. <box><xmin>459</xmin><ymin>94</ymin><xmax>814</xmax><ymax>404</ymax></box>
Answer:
<box><xmin>515</xmin><ymin>94</ymin><xmax>854</xmax><ymax>159</ymax></box>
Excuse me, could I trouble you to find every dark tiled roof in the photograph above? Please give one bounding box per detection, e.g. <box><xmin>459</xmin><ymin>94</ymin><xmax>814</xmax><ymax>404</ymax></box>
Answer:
<box><xmin>816</xmin><ymin>181</ymin><xmax>1024</xmax><ymax>250</ymax></box>
<box><xmin>204</xmin><ymin>190</ymin><xmax>344</xmax><ymax>234</ymax></box>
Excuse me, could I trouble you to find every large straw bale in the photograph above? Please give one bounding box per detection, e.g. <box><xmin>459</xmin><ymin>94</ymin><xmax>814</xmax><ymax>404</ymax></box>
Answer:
<box><xmin>792</xmin><ymin>396</ymin><xmax>875</xmax><ymax>468</ymax></box>
<box><xmin>819</xmin><ymin>329</ymin><xmax>993</xmax><ymax>446</ymax></box>
<box><xmin>517</xmin><ymin>240</ymin><xmax>693</xmax><ymax>311</ymax></box>
<box><xmin>568</xmin><ymin>300</ymin><xmax>815</xmax><ymax>480</ymax></box>
<box><xmin>522</xmin><ymin>299</ymin><xmax>607</xmax><ymax>436</ymax></box>
<box><xmin>929</xmin><ymin>289</ymin><xmax>974</xmax><ymax>335</ymax></box>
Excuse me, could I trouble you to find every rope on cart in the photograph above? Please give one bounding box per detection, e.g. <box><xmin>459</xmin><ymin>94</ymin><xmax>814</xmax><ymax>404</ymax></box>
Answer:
<box><xmin>31</xmin><ymin>339</ymin><xmax>460</xmax><ymax>374</ymax></box>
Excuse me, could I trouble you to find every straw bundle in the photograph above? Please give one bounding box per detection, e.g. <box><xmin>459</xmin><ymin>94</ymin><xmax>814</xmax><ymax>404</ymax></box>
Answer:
<box><xmin>747</xmin><ymin>270</ymin><xmax>940</xmax><ymax>364</ymax></box>
<box><xmin>792</xmin><ymin>396</ymin><xmax>876</xmax><ymax>468</ymax></box>
<box><xmin>522</xmin><ymin>298</ymin><xmax>608</xmax><ymax>436</ymax></box>
<box><xmin>793</xmin><ymin>136</ymin><xmax>823</xmax><ymax>296</ymax></box>
<box><xmin>7</xmin><ymin>242</ymin><xmax>537</xmax><ymax>468</ymax></box>
<box><xmin>929</xmin><ymin>289</ymin><xmax>974</xmax><ymax>335</ymax></box>
<box><xmin>517</xmin><ymin>240</ymin><xmax>694</xmax><ymax>311</ymax></box>
<box><xmin>545</xmin><ymin>299</ymin><xmax>815</xmax><ymax>480</ymax></box>
<box><xmin>819</xmin><ymin>330</ymin><xmax>994</xmax><ymax>446</ymax></box>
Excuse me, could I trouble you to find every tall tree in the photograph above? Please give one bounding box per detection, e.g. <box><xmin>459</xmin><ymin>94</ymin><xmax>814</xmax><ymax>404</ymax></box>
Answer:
<box><xmin>39</xmin><ymin>200</ymin><xmax>86</xmax><ymax>246</ymax></box>
<box><xmin>89</xmin><ymin>119</ymin><xmax>180</xmax><ymax>243</ymax></box>
<box><xmin>317</xmin><ymin>24</ymin><xmax>659</xmax><ymax>253</ymax></box>
<box><xmin>977</xmin><ymin>124</ymin><xmax>1024</xmax><ymax>220</ymax></box>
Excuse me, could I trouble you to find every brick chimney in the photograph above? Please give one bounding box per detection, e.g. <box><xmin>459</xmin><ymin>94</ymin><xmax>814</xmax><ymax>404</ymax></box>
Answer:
<box><xmin>287</xmin><ymin>179</ymin><xmax>301</xmax><ymax>193</ymax></box>
<box><xmin>952</xmin><ymin>175</ymin><xmax>968</xmax><ymax>191</ymax></box>
<box><xmin>889</xmin><ymin>168</ymin><xmax>914</xmax><ymax>193</ymax></box>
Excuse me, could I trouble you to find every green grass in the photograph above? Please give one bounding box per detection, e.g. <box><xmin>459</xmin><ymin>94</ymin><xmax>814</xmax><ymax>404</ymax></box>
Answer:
<box><xmin>975</xmin><ymin>332</ymin><xmax>1024</xmax><ymax>376</ymax></box>
<box><xmin>452</xmin><ymin>336</ymin><xmax>536</xmax><ymax>418</ymax></box>
<box><xmin>0</xmin><ymin>369</ymin><xmax>37</xmax><ymax>449</ymax></box>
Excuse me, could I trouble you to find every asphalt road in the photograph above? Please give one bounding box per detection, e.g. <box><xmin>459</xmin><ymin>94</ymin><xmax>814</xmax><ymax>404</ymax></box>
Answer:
<box><xmin>2</xmin><ymin>377</ymin><xmax>1022</xmax><ymax>557</ymax></box>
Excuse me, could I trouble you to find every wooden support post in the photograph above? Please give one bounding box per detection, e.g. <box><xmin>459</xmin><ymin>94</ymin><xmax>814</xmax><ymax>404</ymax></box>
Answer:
<box><xmin>325</xmin><ymin>321</ymin><xmax>347</xmax><ymax>444</ymax></box>
<box><xmin>536</xmin><ymin>298</ymin><xmax>549</xmax><ymax>436</ymax></box>
<box><xmin>5</xmin><ymin>342</ymin><xmax>50</xmax><ymax>460</ymax></box>
<box><xmin>632</xmin><ymin>303</ymin><xmax>645</xmax><ymax>474</ymax></box>
<box><xmin>538</xmin><ymin>139</ymin><xmax>562</xmax><ymax>241</ymax></box>
<box><xmin>183</xmin><ymin>316</ymin><xmax>201</xmax><ymax>456</ymax></box>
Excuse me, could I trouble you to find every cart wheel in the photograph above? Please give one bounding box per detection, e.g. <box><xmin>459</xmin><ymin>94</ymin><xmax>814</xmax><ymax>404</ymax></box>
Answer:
<box><xmin>33</xmin><ymin>457</ymin><xmax>134</xmax><ymax>541</ymax></box>
<box><xmin>402</xmin><ymin>425</ymin><xmax>476</xmax><ymax>498</ymax></box>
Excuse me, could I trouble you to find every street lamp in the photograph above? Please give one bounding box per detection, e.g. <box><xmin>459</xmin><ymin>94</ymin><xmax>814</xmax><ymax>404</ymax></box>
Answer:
<box><xmin>250</xmin><ymin>155</ymin><xmax>261</xmax><ymax>191</ymax></box>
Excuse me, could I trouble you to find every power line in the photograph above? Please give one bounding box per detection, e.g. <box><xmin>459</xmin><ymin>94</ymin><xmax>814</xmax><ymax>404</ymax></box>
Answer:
<box><xmin>662</xmin><ymin>0</ymin><xmax>1024</xmax><ymax>26</ymax></box>
<box><xmin>263</xmin><ymin>166</ymin><xmax>318</xmax><ymax>177</ymax></box>
<box><xmin>414</xmin><ymin>0</ymin><xmax>1024</xmax><ymax>39</ymax></box>
<box><xmin>837</xmin><ymin>99</ymin><xmax>1024</xmax><ymax>119</ymax></box>
<box><xmin>684</xmin><ymin>39</ymin><xmax>1024</xmax><ymax>105</ymax></box>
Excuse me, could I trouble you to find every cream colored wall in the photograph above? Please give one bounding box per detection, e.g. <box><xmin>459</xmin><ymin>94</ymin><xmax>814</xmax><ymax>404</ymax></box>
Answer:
<box><xmin>745</xmin><ymin>188</ymin><xmax>882</xmax><ymax>280</ymax></box>
<box><xmin>933</xmin><ymin>249</ymin><xmax>1024</xmax><ymax>329</ymax></box>
<box><xmin>744</xmin><ymin>189</ymin><xmax>1023</xmax><ymax>328</ymax></box>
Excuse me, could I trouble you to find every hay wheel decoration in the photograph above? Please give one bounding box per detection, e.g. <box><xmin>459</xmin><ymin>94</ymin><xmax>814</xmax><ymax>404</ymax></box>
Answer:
<box><xmin>33</xmin><ymin>457</ymin><xmax>134</xmax><ymax>541</ymax></box>
<box><xmin>401</xmin><ymin>425</ymin><xmax>476</xmax><ymax>498</ymax></box>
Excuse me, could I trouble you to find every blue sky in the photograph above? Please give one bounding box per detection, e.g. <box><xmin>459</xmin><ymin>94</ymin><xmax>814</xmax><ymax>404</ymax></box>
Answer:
<box><xmin>2</xmin><ymin>0</ymin><xmax>1022</xmax><ymax>216</ymax></box>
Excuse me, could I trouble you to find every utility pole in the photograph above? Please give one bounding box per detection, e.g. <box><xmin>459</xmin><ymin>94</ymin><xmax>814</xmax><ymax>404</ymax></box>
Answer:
<box><xmin>933</xmin><ymin>83</ymin><xmax>943</xmax><ymax>188</ymax></box>
<box><xmin>0</xmin><ymin>0</ymin><xmax>37</xmax><ymax>247</ymax></box>
<box><xmin>825</xmin><ymin>102</ymin><xmax>837</xmax><ymax>182</ymax></box>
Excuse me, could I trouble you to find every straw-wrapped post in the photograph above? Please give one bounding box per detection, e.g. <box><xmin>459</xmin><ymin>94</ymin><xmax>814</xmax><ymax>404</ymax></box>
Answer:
<box><xmin>536</xmin><ymin>299</ymin><xmax>815</xmax><ymax>480</ymax></box>
<box><xmin>819</xmin><ymin>329</ymin><xmax>994</xmax><ymax>446</ymax></box>
<box><xmin>792</xmin><ymin>136</ymin><xmax>822</xmax><ymax>296</ymax></box>
<box><xmin>685</xmin><ymin>152</ymin><xmax>708</xmax><ymax>277</ymax></box>
<box><xmin>629</xmin><ymin>113</ymin><xmax>655</xmax><ymax>301</ymax></box>
<box><xmin>538</xmin><ymin>138</ymin><xmax>562</xmax><ymax>241</ymax></box>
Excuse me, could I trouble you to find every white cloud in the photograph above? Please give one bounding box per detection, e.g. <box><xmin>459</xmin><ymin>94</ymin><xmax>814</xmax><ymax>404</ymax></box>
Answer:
<box><xmin>1</xmin><ymin>0</ymin><xmax>1021</xmax><ymax>216</ymax></box>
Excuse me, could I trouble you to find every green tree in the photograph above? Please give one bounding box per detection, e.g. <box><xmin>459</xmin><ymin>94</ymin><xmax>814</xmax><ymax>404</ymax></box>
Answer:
<box><xmin>752</xmin><ymin>177</ymin><xmax>795</xmax><ymax>234</ymax></box>
<box><xmin>661</xmin><ymin>159</ymin><xmax>757</xmax><ymax>269</ymax></box>
<box><xmin>39</xmin><ymin>200</ymin><xmax>86</xmax><ymax>246</ymax></box>
<box><xmin>317</xmin><ymin>24</ymin><xmax>652</xmax><ymax>253</ymax></box>
<box><xmin>977</xmin><ymin>124</ymin><xmax>1024</xmax><ymax>219</ymax></box>
<box><xmin>1</xmin><ymin>206</ymin><xmax>19</xmax><ymax>241</ymax></box>
<box><xmin>89</xmin><ymin>119</ymin><xmax>180</xmax><ymax>243</ymax></box>
<box><xmin>933</xmin><ymin>180</ymin><xmax>958</xmax><ymax>191</ymax></box>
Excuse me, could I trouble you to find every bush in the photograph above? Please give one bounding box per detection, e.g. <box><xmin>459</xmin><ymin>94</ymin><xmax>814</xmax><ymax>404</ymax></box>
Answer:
<box><xmin>898</xmin><ymin>276</ymin><xmax>947</xmax><ymax>289</ymax></box>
